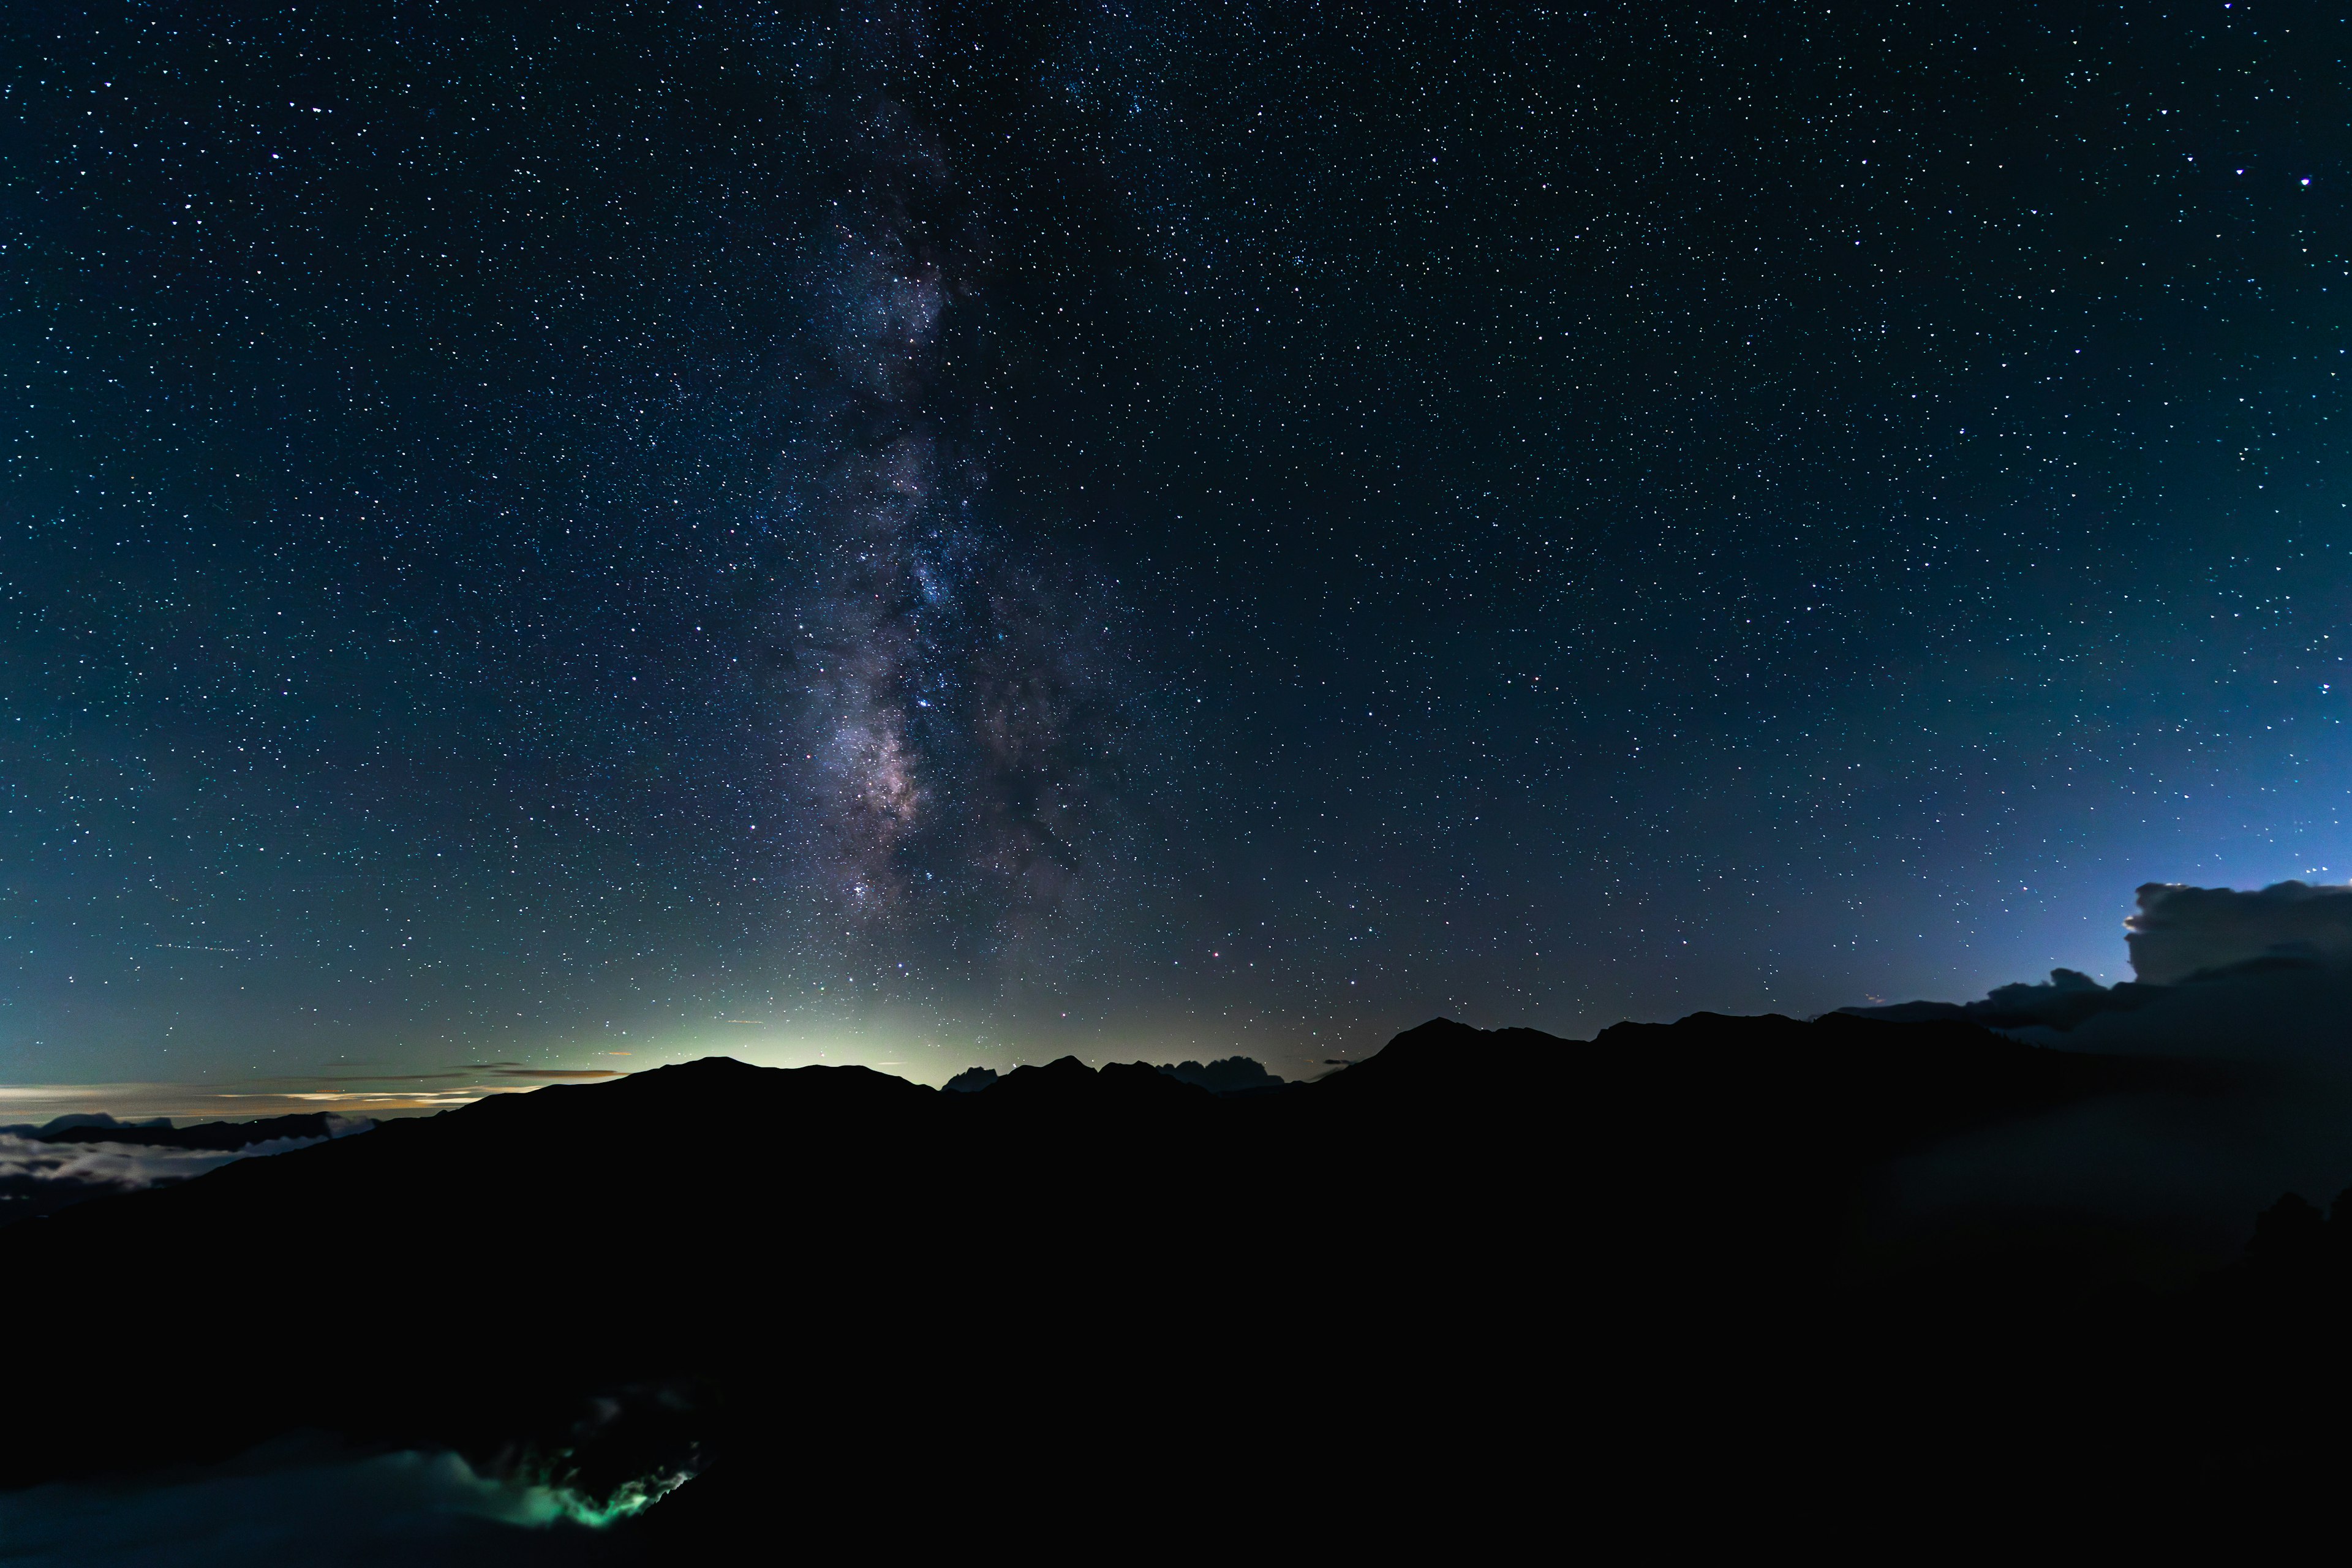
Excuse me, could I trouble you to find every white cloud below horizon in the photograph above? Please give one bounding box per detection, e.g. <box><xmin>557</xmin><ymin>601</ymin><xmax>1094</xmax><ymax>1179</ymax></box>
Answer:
<box><xmin>0</xmin><ymin>1132</ymin><xmax>344</xmax><ymax>1191</ymax></box>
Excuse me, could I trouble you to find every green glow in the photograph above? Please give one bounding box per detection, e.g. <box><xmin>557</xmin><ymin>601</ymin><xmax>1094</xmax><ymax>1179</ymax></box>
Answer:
<box><xmin>508</xmin><ymin>1453</ymin><xmax>698</xmax><ymax>1529</ymax></box>
<box><xmin>539</xmin><ymin>1467</ymin><xmax>696</xmax><ymax>1528</ymax></box>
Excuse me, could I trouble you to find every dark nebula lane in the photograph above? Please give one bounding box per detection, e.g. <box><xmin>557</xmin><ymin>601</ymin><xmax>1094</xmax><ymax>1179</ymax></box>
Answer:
<box><xmin>770</xmin><ymin>11</ymin><xmax>1155</xmax><ymax>927</ymax></box>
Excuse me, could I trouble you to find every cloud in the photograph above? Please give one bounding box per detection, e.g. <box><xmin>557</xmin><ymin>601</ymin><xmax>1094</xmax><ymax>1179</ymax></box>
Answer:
<box><xmin>0</xmin><ymin>1081</ymin><xmax>524</xmax><ymax>1123</ymax></box>
<box><xmin>2125</xmin><ymin>880</ymin><xmax>2352</xmax><ymax>984</ymax></box>
<box><xmin>0</xmin><ymin>1123</ymin><xmax>380</xmax><ymax>1228</ymax></box>
<box><xmin>488</xmin><ymin>1069</ymin><xmax>622</xmax><ymax>1079</ymax></box>
<box><xmin>1845</xmin><ymin>968</ymin><xmax>2150</xmax><ymax>1033</ymax></box>
<box><xmin>1840</xmin><ymin>883</ymin><xmax>2352</xmax><ymax>1259</ymax></box>
<box><xmin>0</xmin><ymin>1069</ymin><xmax>649</xmax><ymax>1134</ymax></box>
<box><xmin>1844</xmin><ymin>881</ymin><xmax>2352</xmax><ymax>1061</ymax></box>
<box><xmin>1847</xmin><ymin>960</ymin><xmax>2352</xmax><ymax>1060</ymax></box>
<box><xmin>0</xmin><ymin>1131</ymin><xmax>318</xmax><ymax>1191</ymax></box>
<box><xmin>0</xmin><ymin>1442</ymin><xmax>693</xmax><ymax>1566</ymax></box>
<box><xmin>459</xmin><ymin>1064</ymin><xmax>624</xmax><ymax>1078</ymax></box>
<box><xmin>2029</xmin><ymin>963</ymin><xmax>2352</xmax><ymax>1058</ymax></box>
<box><xmin>306</xmin><ymin>1072</ymin><xmax>471</xmax><ymax>1084</ymax></box>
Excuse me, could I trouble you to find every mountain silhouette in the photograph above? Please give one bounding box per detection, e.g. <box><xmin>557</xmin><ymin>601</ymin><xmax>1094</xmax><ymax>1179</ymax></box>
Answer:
<box><xmin>33</xmin><ymin>1111</ymin><xmax>368</xmax><ymax>1151</ymax></box>
<box><xmin>0</xmin><ymin>1111</ymin><xmax>174</xmax><ymax>1138</ymax></box>
<box><xmin>1153</xmin><ymin>1056</ymin><xmax>1285</xmax><ymax>1093</ymax></box>
<box><xmin>0</xmin><ymin>1012</ymin><xmax>2307</xmax><ymax>1546</ymax></box>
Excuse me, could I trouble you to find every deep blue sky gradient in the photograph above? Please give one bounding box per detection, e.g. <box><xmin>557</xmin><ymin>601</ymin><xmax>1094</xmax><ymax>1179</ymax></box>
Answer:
<box><xmin>3</xmin><ymin>1</ymin><xmax>2347</xmax><ymax>1093</ymax></box>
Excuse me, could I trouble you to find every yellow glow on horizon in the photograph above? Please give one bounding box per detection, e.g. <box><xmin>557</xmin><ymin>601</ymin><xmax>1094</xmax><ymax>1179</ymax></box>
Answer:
<box><xmin>0</xmin><ymin>1012</ymin><xmax>1319</xmax><ymax>1123</ymax></box>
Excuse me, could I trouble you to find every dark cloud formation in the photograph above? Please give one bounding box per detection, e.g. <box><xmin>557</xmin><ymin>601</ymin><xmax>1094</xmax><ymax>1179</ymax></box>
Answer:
<box><xmin>1848</xmin><ymin>881</ymin><xmax>2352</xmax><ymax>1061</ymax></box>
<box><xmin>1858</xmin><ymin>992</ymin><xmax>2352</xmax><ymax>1269</ymax></box>
<box><xmin>317</xmin><ymin>1075</ymin><xmax>468</xmax><ymax>1085</ymax></box>
<box><xmin>1845</xmin><ymin>967</ymin><xmax>2149</xmax><ymax>1033</ymax></box>
<box><xmin>2125</xmin><ymin>881</ymin><xmax>2352</xmax><ymax>986</ymax></box>
<box><xmin>1870</xmin><ymin>1054</ymin><xmax>2352</xmax><ymax>1266</ymax></box>
<box><xmin>1843</xmin><ymin>883</ymin><xmax>2352</xmax><ymax>1261</ymax></box>
<box><xmin>2005</xmin><ymin>963</ymin><xmax>2352</xmax><ymax>1061</ymax></box>
<box><xmin>488</xmin><ymin>1069</ymin><xmax>624</xmax><ymax>1079</ymax></box>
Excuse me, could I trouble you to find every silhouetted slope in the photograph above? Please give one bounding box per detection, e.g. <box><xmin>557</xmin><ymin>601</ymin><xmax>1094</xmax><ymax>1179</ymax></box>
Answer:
<box><xmin>0</xmin><ymin>1012</ymin><xmax>2249</xmax><ymax>1539</ymax></box>
<box><xmin>37</xmin><ymin>1112</ymin><xmax>360</xmax><ymax>1150</ymax></box>
<box><xmin>0</xmin><ymin>1112</ymin><xmax>173</xmax><ymax>1137</ymax></box>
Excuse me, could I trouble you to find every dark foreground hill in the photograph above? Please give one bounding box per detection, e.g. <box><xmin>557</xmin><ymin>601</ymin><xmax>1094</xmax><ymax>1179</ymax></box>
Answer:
<box><xmin>0</xmin><ymin>1012</ymin><xmax>2335</xmax><ymax>1550</ymax></box>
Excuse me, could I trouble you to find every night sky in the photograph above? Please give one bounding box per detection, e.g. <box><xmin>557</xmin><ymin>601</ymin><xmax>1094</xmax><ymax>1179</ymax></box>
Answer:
<box><xmin>4</xmin><ymin>1</ymin><xmax>2346</xmax><ymax>1109</ymax></box>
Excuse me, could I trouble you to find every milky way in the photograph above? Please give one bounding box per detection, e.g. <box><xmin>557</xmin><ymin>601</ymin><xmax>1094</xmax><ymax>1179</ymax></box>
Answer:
<box><xmin>762</xmin><ymin>12</ymin><xmax>1155</xmax><ymax>942</ymax></box>
<box><xmin>6</xmin><ymin>4</ymin><xmax>2346</xmax><ymax>1089</ymax></box>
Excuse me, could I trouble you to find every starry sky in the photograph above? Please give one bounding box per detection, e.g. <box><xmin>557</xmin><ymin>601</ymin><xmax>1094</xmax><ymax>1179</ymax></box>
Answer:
<box><xmin>2</xmin><ymin>1</ymin><xmax>2346</xmax><ymax>1106</ymax></box>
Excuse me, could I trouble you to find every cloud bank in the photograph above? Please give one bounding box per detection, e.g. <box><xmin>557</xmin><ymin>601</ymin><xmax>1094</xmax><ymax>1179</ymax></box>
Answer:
<box><xmin>1845</xmin><ymin>880</ymin><xmax>2352</xmax><ymax>1060</ymax></box>
<box><xmin>0</xmin><ymin>1131</ymin><xmax>328</xmax><ymax>1189</ymax></box>
<box><xmin>0</xmin><ymin>1122</ymin><xmax>372</xmax><ymax>1227</ymax></box>
<box><xmin>2125</xmin><ymin>880</ymin><xmax>2352</xmax><ymax>984</ymax></box>
<box><xmin>0</xmin><ymin>1443</ymin><xmax>682</xmax><ymax>1567</ymax></box>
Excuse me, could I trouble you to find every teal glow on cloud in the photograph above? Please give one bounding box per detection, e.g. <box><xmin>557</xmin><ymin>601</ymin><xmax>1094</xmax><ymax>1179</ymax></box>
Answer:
<box><xmin>0</xmin><ymin>1446</ymin><xmax>695</xmax><ymax>1566</ymax></box>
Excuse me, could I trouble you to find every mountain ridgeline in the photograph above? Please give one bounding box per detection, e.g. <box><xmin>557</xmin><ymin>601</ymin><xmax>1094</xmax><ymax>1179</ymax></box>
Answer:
<box><xmin>26</xmin><ymin>1111</ymin><xmax>368</xmax><ymax>1151</ymax></box>
<box><xmin>2</xmin><ymin>1011</ymin><xmax>2343</xmax><ymax>1544</ymax></box>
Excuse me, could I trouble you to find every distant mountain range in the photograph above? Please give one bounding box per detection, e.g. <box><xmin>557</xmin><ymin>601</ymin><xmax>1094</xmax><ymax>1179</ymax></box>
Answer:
<box><xmin>1155</xmin><ymin>1055</ymin><xmax>1286</xmax><ymax>1093</ymax></box>
<box><xmin>0</xmin><ymin>1110</ymin><xmax>175</xmax><ymax>1139</ymax></box>
<box><xmin>4</xmin><ymin>1012</ymin><xmax>2345</xmax><ymax>1550</ymax></box>
<box><xmin>12</xmin><ymin>1111</ymin><xmax>366</xmax><ymax>1152</ymax></box>
<box><xmin>941</xmin><ymin>1055</ymin><xmax>1286</xmax><ymax>1095</ymax></box>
